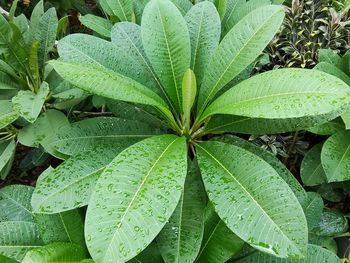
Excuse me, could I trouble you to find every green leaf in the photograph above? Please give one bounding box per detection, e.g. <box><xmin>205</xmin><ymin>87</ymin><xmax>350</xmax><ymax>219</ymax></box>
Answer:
<box><xmin>21</xmin><ymin>243</ymin><xmax>89</xmax><ymax>263</ymax></box>
<box><xmin>341</xmin><ymin>109</ymin><xmax>350</xmax><ymax>129</ymax></box>
<box><xmin>314</xmin><ymin>62</ymin><xmax>350</xmax><ymax>86</ymax></box>
<box><xmin>12</xmin><ymin>83</ymin><xmax>49</xmax><ymax>123</ymax></box>
<box><xmin>85</xmin><ymin>135</ymin><xmax>187</xmax><ymax>262</ymax></box>
<box><xmin>304</xmin><ymin>192</ymin><xmax>324</xmax><ymax>230</ymax></box>
<box><xmin>235</xmin><ymin>244</ymin><xmax>340</xmax><ymax>262</ymax></box>
<box><xmin>216</xmin><ymin>0</ymin><xmax>228</xmax><ymax>20</ymax></box>
<box><xmin>0</xmin><ymin>139</ymin><xmax>16</xmax><ymax>180</ymax></box>
<box><xmin>0</xmin><ymin>185</ymin><xmax>34</xmax><ymax>222</ymax></box>
<box><xmin>311</xmin><ymin>210</ymin><xmax>348</xmax><ymax>237</ymax></box>
<box><xmin>0</xmin><ymin>19</ymin><xmax>28</xmax><ymax>74</ymax></box>
<box><xmin>170</xmin><ymin>0</ymin><xmax>193</xmax><ymax>15</ymax></box>
<box><xmin>185</xmin><ymin>1</ymin><xmax>221</xmax><ymax>86</ymax></box>
<box><xmin>29</xmin><ymin>41</ymin><xmax>39</xmax><ymax>88</ymax></box>
<box><xmin>79</xmin><ymin>14</ymin><xmax>113</xmax><ymax>38</ymax></box>
<box><xmin>131</xmin><ymin>242</ymin><xmax>164</xmax><ymax>263</ymax></box>
<box><xmin>31</xmin><ymin>147</ymin><xmax>118</xmax><ymax>213</ymax></box>
<box><xmin>301</xmin><ymin>144</ymin><xmax>327</xmax><ymax>186</ymax></box>
<box><xmin>182</xmin><ymin>69</ymin><xmax>197</xmax><ymax>130</ymax></box>
<box><xmin>214</xmin><ymin>135</ymin><xmax>307</xmax><ymax>207</ymax></box>
<box><xmin>58</xmin><ymin>33</ymin><xmax>160</xmax><ymax>94</ymax></box>
<box><xmin>197</xmin><ymin>5</ymin><xmax>284</xmax><ymax>113</ymax></box>
<box><xmin>0</xmin><ymin>221</ymin><xmax>43</xmax><ymax>261</ymax></box>
<box><xmin>35</xmin><ymin>7</ymin><xmax>58</xmax><ymax>67</ymax></box>
<box><xmin>107</xmin><ymin>100</ymin><xmax>167</xmax><ymax>128</ymax></box>
<box><xmin>195</xmin><ymin>203</ymin><xmax>243</xmax><ymax>263</ymax></box>
<box><xmin>49</xmin><ymin>60</ymin><xmax>173</xmax><ymax>120</ymax></box>
<box><xmin>0</xmin><ymin>255</ymin><xmax>19</xmax><ymax>263</ymax></box>
<box><xmin>35</xmin><ymin>210</ymin><xmax>85</xmax><ymax>247</ymax></box>
<box><xmin>197</xmin><ymin>141</ymin><xmax>307</xmax><ymax>258</ymax></box>
<box><xmin>318</xmin><ymin>49</ymin><xmax>344</xmax><ymax>70</ymax></box>
<box><xmin>110</xmin><ymin>22</ymin><xmax>167</xmax><ymax>99</ymax></box>
<box><xmin>29</xmin><ymin>1</ymin><xmax>44</xmax><ymax>29</ymax></box>
<box><xmin>98</xmin><ymin>0</ymin><xmax>133</xmax><ymax>21</ymax></box>
<box><xmin>50</xmin><ymin>117</ymin><xmax>162</xmax><ymax>156</ymax></box>
<box><xmin>141</xmin><ymin>0</ymin><xmax>191</xmax><ymax>112</ymax></box>
<box><xmin>222</xmin><ymin>0</ymin><xmax>271</xmax><ymax>37</ymax></box>
<box><xmin>309</xmin><ymin>234</ymin><xmax>337</xmax><ymax>254</ymax></box>
<box><xmin>201</xmin><ymin>69</ymin><xmax>350</xmax><ymax>128</ymax></box>
<box><xmin>157</xmin><ymin>160</ymin><xmax>206</xmax><ymax>263</ymax></box>
<box><xmin>17</xmin><ymin>110</ymin><xmax>69</xmax><ymax>158</ymax></box>
<box><xmin>321</xmin><ymin>130</ymin><xmax>350</xmax><ymax>182</ymax></box>
<box><xmin>307</xmin><ymin>118</ymin><xmax>345</xmax><ymax>136</ymax></box>
<box><xmin>0</xmin><ymin>100</ymin><xmax>18</xmax><ymax>129</ymax></box>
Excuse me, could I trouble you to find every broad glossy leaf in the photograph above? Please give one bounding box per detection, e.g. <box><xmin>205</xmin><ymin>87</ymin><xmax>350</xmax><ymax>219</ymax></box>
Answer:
<box><xmin>307</xmin><ymin>118</ymin><xmax>344</xmax><ymax>136</ymax></box>
<box><xmin>80</xmin><ymin>15</ymin><xmax>112</xmax><ymax>38</ymax></box>
<box><xmin>49</xmin><ymin>60</ymin><xmax>172</xmax><ymax>118</ymax></box>
<box><xmin>50</xmin><ymin>117</ymin><xmax>161</xmax><ymax>156</ymax></box>
<box><xmin>0</xmin><ymin>185</ymin><xmax>34</xmax><ymax>222</ymax></box>
<box><xmin>171</xmin><ymin>0</ymin><xmax>192</xmax><ymax>15</ymax></box>
<box><xmin>0</xmin><ymin>100</ymin><xmax>18</xmax><ymax>129</ymax></box>
<box><xmin>98</xmin><ymin>0</ymin><xmax>133</xmax><ymax>21</ymax></box>
<box><xmin>0</xmin><ymin>139</ymin><xmax>16</xmax><ymax>180</ymax></box>
<box><xmin>301</xmin><ymin>144</ymin><xmax>327</xmax><ymax>186</ymax></box>
<box><xmin>128</xmin><ymin>242</ymin><xmax>164</xmax><ymax>263</ymax></box>
<box><xmin>35</xmin><ymin>7</ymin><xmax>57</xmax><ymax>67</ymax></box>
<box><xmin>317</xmin><ymin>184</ymin><xmax>344</xmax><ymax>203</ymax></box>
<box><xmin>195</xmin><ymin>203</ymin><xmax>243</xmax><ymax>263</ymax></box>
<box><xmin>32</xmin><ymin>147</ymin><xmax>118</xmax><ymax>213</ymax></box>
<box><xmin>321</xmin><ymin>130</ymin><xmax>350</xmax><ymax>182</ymax></box>
<box><xmin>215</xmin><ymin>135</ymin><xmax>307</xmax><ymax>207</ymax></box>
<box><xmin>314</xmin><ymin>62</ymin><xmax>350</xmax><ymax>86</ymax></box>
<box><xmin>17</xmin><ymin>110</ymin><xmax>69</xmax><ymax>158</ymax></box>
<box><xmin>58</xmin><ymin>33</ymin><xmax>162</xmax><ymax>97</ymax></box>
<box><xmin>235</xmin><ymin>244</ymin><xmax>340</xmax><ymax>263</ymax></box>
<box><xmin>35</xmin><ymin>209</ymin><xmax>85</xmax><ymax>247</ymax></box>
<box><xmin>12</xmin><ymin>83</ymin><xmax>49</xmax><ymax>123</ymax></box>
<box><xmin>318</xmin><ymin>49</ymin><xmax>345</xmax><ymax>70</ymax></box>
<box><xmin>311</xmin><ymin>210</ymin><xmax>348</xmax><ymax>237</ymax></box>
<box><xmin>222</xmin><ymin>0</ymin><xmax>271</xmax><ymax>37</ymax></box>
<box><xmin>21</xmin><ymin>243</ymin><xmax>88</xmax><ymax>263</ymax></box>
<box><xmin>197</xmin><ymin>141</ymin><xmax>307</xmax><ymax>258</ymax></box>
<box><xmin>142</xmin><ymin>0</ymin><xmax>191</xmax><ymax>112</ymax></box>
<box><xmin>197</xmin><ymin>5</ymin><xmax>284</xmax><ymax>112</ymax></box>
<box><xmin>309</xmin><ymin>234</ymin><xmax>337</xmax><ymax>254</ymax></box>
<box><xmin>201</xmin><ymin>69</ymin><xmax>350</xmax><ymax>126</ymax></box>
<box><xmin>185</xmin><ymin>1</ymin><xmax>220</xmax><ymax>85</ymax></box>
<box><xmin>0</xmin><ymin>221</ymin><xmax>43</xmax><ymax>261</ymax></box>
<box><xmin>107</xmin><ymin>100</ymin><xmax>167</xmax><ymax>128</ymax></box>
<box><xmin>304</xmin><ymin>192</ymin><xmax>324</xmax><ymax>230</ymax></box>
<box><xmin>85</xmin><ymin>135</ymin><xmax>187</xmax><ymax>262</ymax></box>
<box><xmin>110</xmin><ymin>22</ymin><xmax>167</xmax><ymax>99</ymax></box>
<box><xmin>157</xmin><ymin>160</ymin><xmax>206</xmax><ymax>263</ymax></box>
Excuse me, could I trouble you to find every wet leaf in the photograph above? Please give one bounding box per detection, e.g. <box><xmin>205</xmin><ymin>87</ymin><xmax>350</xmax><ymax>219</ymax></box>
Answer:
<box><xmin>301</xmin><ymin>144</ymin><xmax>327</xmax><ymax>186</ymax></box>
<box><xmin>85</xmin><ymin>135</ymin><xmax>187</xmax><ymax>262</ymax></box>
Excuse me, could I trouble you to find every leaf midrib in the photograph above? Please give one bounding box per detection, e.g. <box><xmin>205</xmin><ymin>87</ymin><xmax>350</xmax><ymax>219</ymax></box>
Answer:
<box><xmin>197</xmin><ymin>144</ymin><xmax>301</xmax><ymax>253</ymax></box>
<box><xmin>104</xmin><ymin>137</ymin><xmax>179</xmax><ymax>261</ymax></box>
<box><xmin>200</xmin><ymin>8</ymin><xmax>281</xmax><ymax>111</ymax></box>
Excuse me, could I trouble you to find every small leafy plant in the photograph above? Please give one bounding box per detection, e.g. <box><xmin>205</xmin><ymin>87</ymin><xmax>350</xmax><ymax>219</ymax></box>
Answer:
<box><xmin>23</xmin><ymin>0</ymin><xmax>350</xmax><ymax>262</ymax></box>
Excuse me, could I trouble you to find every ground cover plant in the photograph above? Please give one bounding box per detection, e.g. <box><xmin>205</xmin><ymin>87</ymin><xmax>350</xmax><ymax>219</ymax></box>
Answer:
<box><xmin>1</xmin><ymin>0</ymin><xmax>350</xmax><ymax>262</ymax></box>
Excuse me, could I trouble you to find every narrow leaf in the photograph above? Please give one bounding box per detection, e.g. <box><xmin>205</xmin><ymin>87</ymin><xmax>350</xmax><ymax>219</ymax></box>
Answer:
<box><xmin>98</xmin><ymin>0</ymin><xmax>133</xmax><ymax>21</ymax></box>
<box><xmin>80</xmin><ymin>15</ymin><xmax>113</xmax><ymax>38</ymax></box>
<box><xmin>182</xmin><ymin>69</ymin><xmax>197</xmax><ymax>130</ymax></box>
